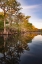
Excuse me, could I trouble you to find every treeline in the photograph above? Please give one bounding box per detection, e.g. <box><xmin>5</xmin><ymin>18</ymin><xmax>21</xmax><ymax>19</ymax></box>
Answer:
<box><xmin>0</xmin><ymin>0</ymin><xmax>41</xmax><ymax>33</ymax></box>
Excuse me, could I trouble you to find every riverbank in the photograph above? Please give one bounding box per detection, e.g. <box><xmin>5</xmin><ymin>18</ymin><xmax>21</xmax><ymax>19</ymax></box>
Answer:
<box><xmin>0</xmin><ymin>30</ymin><xmax>42</xmax><ymax>35</ymax></box>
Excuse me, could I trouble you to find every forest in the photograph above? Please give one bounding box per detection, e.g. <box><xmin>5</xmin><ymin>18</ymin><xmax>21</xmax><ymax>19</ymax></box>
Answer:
<box><xmin>0</xmin><ymin>0</ymin><xmax>42</xmax><ymax>34</ymax></box>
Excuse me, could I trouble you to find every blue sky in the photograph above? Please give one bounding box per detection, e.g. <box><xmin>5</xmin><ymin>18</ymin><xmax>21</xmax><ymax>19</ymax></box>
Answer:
<box><xmin>17</xmin><ymin>0</ymin><xmax>42</xmax><ymax>29</ymax></box>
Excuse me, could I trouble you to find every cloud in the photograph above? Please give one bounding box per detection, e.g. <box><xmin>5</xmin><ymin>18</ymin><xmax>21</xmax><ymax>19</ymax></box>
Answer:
<box><xmin>22</xmin><ymin>5</ymin><xmax>38</xmax><ymax>9</ymax></box>
<box><xmin>29</xmin><ymin>18</ymin><xmax>42</xmax><ymax>29</ymax></box>
<box><xmin>20</xmin><ymin>4</ymin><xmax>42</xmax><ymax>16</ymax></box>
<box><xmin>21</xmin><ymin>4</ymin><xmax>42</xmax><ymax>10</ymax></box>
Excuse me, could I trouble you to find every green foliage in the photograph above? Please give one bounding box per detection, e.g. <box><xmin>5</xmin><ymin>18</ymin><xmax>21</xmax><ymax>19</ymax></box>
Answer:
<box><xmin>0</xmin><ymin>15</ymin><xmax>4</xmax><ymax>18</ymax></box>
<box><xmin>6</xmin><ymin>21</ymin><xmax>9</xmax><ymax>24</ymax></box>
<box><xmin>0</xmin><ymin>21</ymin><xmax>4</xmax><ymax>30</ymax></box>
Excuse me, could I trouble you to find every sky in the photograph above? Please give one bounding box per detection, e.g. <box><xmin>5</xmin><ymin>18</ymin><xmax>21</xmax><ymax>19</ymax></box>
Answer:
<box><xmin>17</xmin><ymin>0</ymin><xmax>42</xmax><ymax>29</ymax></box>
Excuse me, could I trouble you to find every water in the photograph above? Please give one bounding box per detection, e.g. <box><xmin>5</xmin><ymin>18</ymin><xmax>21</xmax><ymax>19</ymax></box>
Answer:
<box><xmin>0</xmin><ymin>33</ymin><xmax>42</xmax><ymax>64</ymax></box>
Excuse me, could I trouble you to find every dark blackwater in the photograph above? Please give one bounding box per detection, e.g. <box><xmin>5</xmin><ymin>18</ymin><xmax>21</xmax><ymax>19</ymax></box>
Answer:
<box><xmin>0</xmin><ymin>33</ymin><xmax>42</xmax><ymax>64</ymax></box>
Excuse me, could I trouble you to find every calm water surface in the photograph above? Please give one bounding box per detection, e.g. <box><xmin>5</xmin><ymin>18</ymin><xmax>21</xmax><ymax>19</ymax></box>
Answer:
<box><xmin>0</xmin><ymin>33</ymin><xmax>42</xmax><ymax>64</ymax></box>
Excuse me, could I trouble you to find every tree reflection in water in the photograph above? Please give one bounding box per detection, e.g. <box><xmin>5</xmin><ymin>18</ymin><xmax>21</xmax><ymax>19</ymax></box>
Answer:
<box><xmin>0</xmin><ymin>33</ymin><xmax>38</xmax><ymax>64</ymax></box>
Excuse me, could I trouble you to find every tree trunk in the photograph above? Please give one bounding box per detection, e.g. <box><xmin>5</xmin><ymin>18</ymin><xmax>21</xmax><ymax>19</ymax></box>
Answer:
<box><xmin>4</xmin><ymin>8</ymin><xmax>6</xmax><ymax>34</ymax></box>
<box><xmin>4</xmin><ymin>18</ymin><xmax>6</xmax><ymax>34</ymax></box>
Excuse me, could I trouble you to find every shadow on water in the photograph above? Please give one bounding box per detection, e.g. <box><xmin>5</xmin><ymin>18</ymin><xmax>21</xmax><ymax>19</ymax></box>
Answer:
<box><xmin>0</xmin><ymin>32</ymin><xmax>42</xmax><ymax>64</ymax></box>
